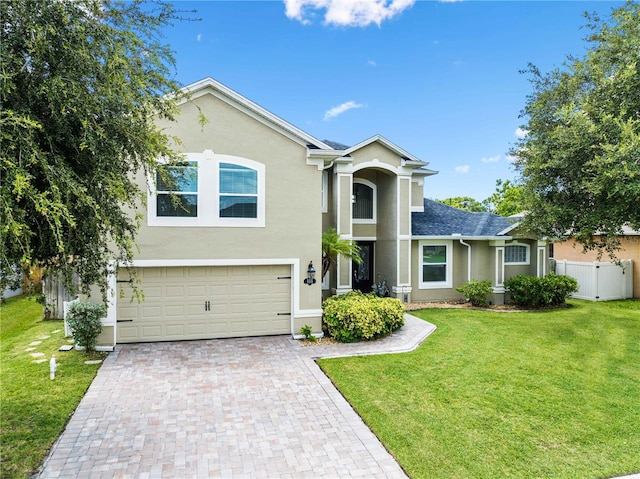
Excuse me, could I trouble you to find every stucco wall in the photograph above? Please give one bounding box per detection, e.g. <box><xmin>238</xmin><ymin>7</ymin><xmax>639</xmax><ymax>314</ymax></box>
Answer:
<box><xmin>553</xmin><ymin>237</ymin><xmax>639</xmax><ymax>298</ymax></box>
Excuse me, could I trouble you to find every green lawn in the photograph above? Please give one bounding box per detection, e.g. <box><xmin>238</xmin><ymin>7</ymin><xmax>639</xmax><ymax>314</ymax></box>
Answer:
<box><xmin>319</xmin><ymin>300</ymin><xmax>640</xmax><ymax>479</ymax></box>
<box><xmin>0</xmin><ymin>295</ymin><xmax>106</xmax><ymax>479</ymax></box>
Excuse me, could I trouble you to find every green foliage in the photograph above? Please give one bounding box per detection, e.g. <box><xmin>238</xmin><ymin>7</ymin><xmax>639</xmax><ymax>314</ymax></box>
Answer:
<box><xmin>505</xmin><ymin>274</ymin><xmax>579</xmax><ymax>307</ymax></box>
<box><xmin>456</xmin><ymin>279</ymin><xmax>493</xmax><ymax>307</ymax></box>
<box><xmin>512</xmin><ymin>3</ymin><xmax>640</xmax><ymax>257</ymax></box>
<box><xmin>482</xmin><ymin>179</ymin><xmax>526</xmax><ymax>217</ymax></box>
<box><xmin>322</xmin><ymin>291</ymin><xmax>405</xmax><ymax>343</ymax></box>
<box><xmin>321</xmin><ymin>228</ymin><xmax>362</xmax><ymax>280</ymax></box>
<box><xmin>300</xmin><ymin>324</ymin><xmax>317</xmax><ymax>342</ymax></box>
<box><xmin>66</xmin><ymin>301</ymin><xmax>106</xmax><ymax>351</ymax></box>
<box><xmin>1</xmin><ymin>295</ymin><xmax>104</xmax><ymax>479</ymax></box>
<box><xmin>0</xmin><ymin>0</ymin><xmax>196</xmax><ymax>298</ymax></box>
<box><xmin>437</xmin><ymin>196</ymin><xmax>488</xmax><ymax>212</ymax></box>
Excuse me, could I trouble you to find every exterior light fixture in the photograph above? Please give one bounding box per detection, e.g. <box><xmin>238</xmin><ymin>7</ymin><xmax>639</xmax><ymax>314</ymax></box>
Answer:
<box><xmin>304</xmin><ymin>261</ymin><xmax>316</xmax><ymax>285</ymax></box>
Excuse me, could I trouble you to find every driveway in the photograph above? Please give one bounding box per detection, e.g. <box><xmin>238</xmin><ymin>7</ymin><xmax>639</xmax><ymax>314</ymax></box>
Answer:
<box><xmin>37</xmin><ymin>315</ymin><xmax>436</xmax><ymax>478</ymax></box>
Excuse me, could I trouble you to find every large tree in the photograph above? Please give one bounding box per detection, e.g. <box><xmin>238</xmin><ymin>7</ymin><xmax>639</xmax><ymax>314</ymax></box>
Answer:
<box><xmin>482</xmin><ymin>179</ymin><xmax>526</xmax><ymax>217</ymax></box>
<box><xmin>1</xmin><ymin>0</ymin><xmax>193</xmax><ymax>297</ymax></box>
<box><xmin>436</xmin><ymin>196</ymin><xmax>487</xmax><ymax>212</ymax></box>
<box><xmin>512</xmin><ymin>2</ymin><xmax>640</xmax><ymax>256</ymax></box>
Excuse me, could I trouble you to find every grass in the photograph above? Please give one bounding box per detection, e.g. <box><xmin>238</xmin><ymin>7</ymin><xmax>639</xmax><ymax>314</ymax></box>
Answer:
<box><xmin>0</xmin><ymin>295</ymin><xmax>106</xmax><ymax>479</ymax></box>
<box><xmin>319</xmin><ymin>299</ymin><xmax>640</xmax><ymax>479</ymax></box>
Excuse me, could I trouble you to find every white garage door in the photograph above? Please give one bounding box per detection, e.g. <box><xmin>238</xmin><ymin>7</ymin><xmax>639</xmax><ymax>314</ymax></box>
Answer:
<box><xmin>116</xmin><ymin>265</ymin><xmax>291</xmax><ymax>343</ymax></box>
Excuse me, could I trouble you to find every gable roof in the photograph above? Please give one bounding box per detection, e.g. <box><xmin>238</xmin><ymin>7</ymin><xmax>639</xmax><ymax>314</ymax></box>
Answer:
<box><xmin>412</xmin><ymin>199</ymin><xmax>516</xmax><ymax>238</ymax></box>
<box><xmin>179</xmin><ymin>77</ymin><xmax>331</xmax><ymax>150</ymax></box>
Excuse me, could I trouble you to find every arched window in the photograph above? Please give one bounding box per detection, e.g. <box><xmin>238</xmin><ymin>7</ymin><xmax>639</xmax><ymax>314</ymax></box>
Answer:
<box><xmin>352</xmin><ymin>179</ymin><xmax>376</xmax><ymax>223</ymax></box>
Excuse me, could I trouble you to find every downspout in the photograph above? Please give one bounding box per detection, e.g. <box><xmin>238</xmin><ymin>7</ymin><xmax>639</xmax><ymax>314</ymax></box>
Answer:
<box><xmin>453</xmin><ymin>234</ymin><xmax>472</xmax><ymax>282</ymax></box>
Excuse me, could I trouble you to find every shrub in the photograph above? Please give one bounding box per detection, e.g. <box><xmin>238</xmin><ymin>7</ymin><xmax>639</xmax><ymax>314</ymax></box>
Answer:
<box><xmin>66</xmin><ymin>301</ymin><xmax>106</xmax><ymax>351</ymax></box>
<box><xmin>456</xmin><ymin>280</ymin><xmax>493</xmax><ymax>307</ymax></box>
<box><xmin>542</xmin><ymin>273</ymin><xmax>579</xmax><ymax>305</ymax></box>
<box><xmin>322</xmin><ymin>291</ymin><xmax>405</xmax><ymax>343</ymax></box>
<box><xmin>505</xmin><ymin>274</ymin><xmax>578</xmax><ymax>307</ymax></box>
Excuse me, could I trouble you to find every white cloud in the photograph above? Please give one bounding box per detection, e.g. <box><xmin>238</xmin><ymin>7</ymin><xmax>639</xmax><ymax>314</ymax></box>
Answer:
<box><xmin>323</xmin><ymin>101</ymin><xmax>364</xmax><ymax>121</ymax></box>
<box><xmin>367</xmin><ymin>60</ymin><xmax>377</xmax><ymax>67</ymax></box>
<box><xmin>284</xmin><ymin>0</ymin><xmax>415</xmax><ymax>27</ymax></box>
<box><xmin>505</xmin><ymin>154</ymin><xmax>517</xmax><ymax>163</ymax></box>
<box><xmin>196</xmin><ymin>34</ymin><xmax>202</xmax><ymax>42</ymax></box>
<box><xmin>515</xmin><ymin>127</ymin><xmax>529</xmax><ymax>139</ymax></box>
<box><xmin>481</xmin><ymin>155</ymin><xmax>500</xmax><ymax>163</ymax></box>
<box><xmin>455</xmin><ymin>165</ymin><xmax>470</xmax><ymax>174</ymax></box>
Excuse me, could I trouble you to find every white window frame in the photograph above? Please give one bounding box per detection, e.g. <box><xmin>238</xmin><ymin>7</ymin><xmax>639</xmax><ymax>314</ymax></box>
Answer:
<box><xmin>352</xmin><ymin>178</ymin><xmax>377</xmax><ymax>224</ymax></box>
<box><xmin>504</xmin><ymin>243</ymin><xmax>530</xmax><ymax>265</ymax></box>
<box><xmin>154</xmin><ymin>160</ymin><xmax>199</xmax><ymax>219</ymax></box>
<box><xmin>418</xmin><ymin>240</ymin><xmax>453</xmax><ymax>289</ymax></box>
<box><xmin>148</xmin><ymin>152</ymin><xmax>265</xmax><ymax>227</ymax></box>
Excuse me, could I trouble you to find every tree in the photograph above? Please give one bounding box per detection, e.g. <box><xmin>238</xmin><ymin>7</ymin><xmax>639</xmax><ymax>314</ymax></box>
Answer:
<box><xmin>1</xmin><ymin>0</ymin><xmax>195</xmax><ymax>297</ymax></box>
<box><xmin>436</xmin><ymin>196</ymin><xmax>487</xmax><ymax>212</ymax></box>
<box><xmin>482</xmin><ymin>179</ymin><xmax>526</xmax><ymax>217</ymax></box>
<box><xmin>321</xmin><ymin>228</ymin><xmax>362</xmax><ymax>280</ymax></box>
<box><xmin>512</xmin><ymin>2</ymin><xmax>640</xmax><ymax>256</ymax></box>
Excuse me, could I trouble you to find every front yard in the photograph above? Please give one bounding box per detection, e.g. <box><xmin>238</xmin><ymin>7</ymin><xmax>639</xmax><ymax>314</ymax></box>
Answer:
<box><xmin>0</xmin><ymin>295</ymin><xmax>105</xmax><ymax>479</ymax></box>
<box><xmin>319</xmin><ymin>300</ymin><xmax>640</xmax><ymax>479</ymax></box>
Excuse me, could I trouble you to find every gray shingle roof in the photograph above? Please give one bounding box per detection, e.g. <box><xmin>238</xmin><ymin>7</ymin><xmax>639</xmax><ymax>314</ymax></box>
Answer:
<box><xmin>322</xmin><ymin>139</ymin><xmax>350</xmax><ymax>150</ymax></box>
<box><xmin>412</xmin><ymin>199</ymin><xmax>515</xmax><ymax>237</ymax></box>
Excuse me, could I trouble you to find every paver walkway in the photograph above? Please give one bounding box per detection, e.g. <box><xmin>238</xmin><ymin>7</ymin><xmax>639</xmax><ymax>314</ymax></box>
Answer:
<box><xmin>37</xmin><ymin>314</ymin><xmax>436</xmax><ymax>478</ymax></box>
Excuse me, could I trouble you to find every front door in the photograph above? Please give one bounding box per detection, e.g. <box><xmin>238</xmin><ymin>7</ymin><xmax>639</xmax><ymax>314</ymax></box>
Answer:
<box><xmin>352</xmin><ymin>242</ymin><xmax>374</xmax><ymax>293</ymax></box>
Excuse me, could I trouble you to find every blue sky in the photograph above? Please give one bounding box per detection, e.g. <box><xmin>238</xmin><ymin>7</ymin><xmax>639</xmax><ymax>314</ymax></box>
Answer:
<box><xmin>163</xmin><ymin>0</ymin><xmax>624</xmax><ymax>202</ymax></box>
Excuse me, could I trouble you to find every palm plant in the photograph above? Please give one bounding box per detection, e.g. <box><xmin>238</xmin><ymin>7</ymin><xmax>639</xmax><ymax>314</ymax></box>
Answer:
<box><xmin>322</xmin><ymin>228</ymin><xmax>362</xmax><ymax>280</ymax></box>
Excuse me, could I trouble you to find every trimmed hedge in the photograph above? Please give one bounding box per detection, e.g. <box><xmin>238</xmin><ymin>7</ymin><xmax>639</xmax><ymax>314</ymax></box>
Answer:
<box><xmin>456</xmin><ymin>279</ymin><xmax>493</xmax><ymax>307</ymax></box>
<box><xmin>322</xmin><ymin>291</ymin><xmax>405</xmax><ymax>343</ymax></box>
<box><xmin>66</xmin><ymin>301</ymin><xmax>106</xmax><ymax>351</ymax></box>
<box><xmin>505</xmin><ymin>273</ymin><xmax>579</xmax><ymax>307</ymax></box>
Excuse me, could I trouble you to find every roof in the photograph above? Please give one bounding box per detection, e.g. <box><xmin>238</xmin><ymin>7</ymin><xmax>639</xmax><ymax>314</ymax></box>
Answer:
<box><xmin>412</xmin><ymin>199</ymin><xmax>517</xmax><ymax>238</ymax></box>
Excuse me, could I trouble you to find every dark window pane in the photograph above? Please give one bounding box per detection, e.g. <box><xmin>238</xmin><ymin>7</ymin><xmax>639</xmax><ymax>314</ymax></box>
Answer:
<box><xmin>423</xmin><ymin>264</ymin><xmax>446</xmax><ymax>282</ymax></box>
<box><xmin>353</xmin><ymin>183</ymin><xmax>373</xmax><ymax>219</ymax></box>
<box><xmin>157</xmin><ymin>194</ymin><xmax>197</xmax><ymax>217</ymax></box>
<box><xmin>220</xmin><ymin>196</ymin><xmax>257</xmax><ymax>218</ymax></box>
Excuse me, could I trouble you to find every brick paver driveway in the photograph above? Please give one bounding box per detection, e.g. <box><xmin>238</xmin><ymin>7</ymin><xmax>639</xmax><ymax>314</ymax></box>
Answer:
<box><xmin>37</xmin><ymin>315</ymin><xmax>436</xmax><ymax>478</ymax></box>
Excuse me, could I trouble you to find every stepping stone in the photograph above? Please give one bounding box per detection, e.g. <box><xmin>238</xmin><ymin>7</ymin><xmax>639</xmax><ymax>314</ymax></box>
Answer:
<box><xmin>58</xmin><ymin>345</ymin><xmax>74</xmax><ymax>352</ymax></box>
<box><xmin>25</xmin><ymin>347</ymin><xmax>36</xmax><ymax>352</ymax></box>
<box><xmin>84</xmin><ymin>360</ymin><xmax>102</xmax><ymax>365</ymax></box>
<box><xmin>29</xmin><ymin>341</ymin><xmax>42</xmax><ymax>346</ymax></box>
<box><xmin>51</xmin><ymin>329</ymin><xmax>62</xmax><ymax>334</ymax></box>
<box><xmin>38</xmin><ymin>335</ymin><xmax>51</xmax><ymax>340</ymax></box>
<box><xmin>30</xmin><ymin>352</ymin><xmax>45</xmax><ymax>358</ymax></box>
<box><xmin>33</xmin><ymin>359</ymin><xmax>48</xmax><ymax>364</ymax></box>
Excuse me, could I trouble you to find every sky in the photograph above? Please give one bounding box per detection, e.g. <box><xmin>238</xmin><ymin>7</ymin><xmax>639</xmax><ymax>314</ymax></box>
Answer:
<box><xmin>161</xmin><ymin>0</ymin><xmax>625</xmax><ymax>202</ymax></box>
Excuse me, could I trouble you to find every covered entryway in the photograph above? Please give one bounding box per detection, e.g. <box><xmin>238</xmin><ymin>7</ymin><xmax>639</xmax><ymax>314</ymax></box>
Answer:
<box><xmin>116</xmin><ymin>265</ymin><xmax>291</xmax><ymax>343</ymax></box>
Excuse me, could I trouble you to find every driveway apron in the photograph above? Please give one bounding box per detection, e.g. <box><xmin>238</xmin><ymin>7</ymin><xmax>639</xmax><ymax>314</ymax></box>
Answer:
<box><xmin>37</xmin><ymin>315</ymin><xmax>436</xmax><ymax>478</ymax></box>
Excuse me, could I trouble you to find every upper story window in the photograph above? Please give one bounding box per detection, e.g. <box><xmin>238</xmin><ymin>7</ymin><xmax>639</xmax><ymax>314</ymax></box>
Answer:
<box><xmin>418</xmin><ymin>240</ymin><xmax>452</xmax><ymax>289</ymax></box>
<box><xmin>505</xmin><ymin>244</ymin><xmax>530</xmax><ymax>265</ymax></box>
<box><xmin>219</xmin><ymin>163</ymin><xmax>257</xmax><ymax>218</ymax></box>
<box><xmin>156</xmin><ymin>162</ymin><xmax>198</xmax><ymax>217</ymax></box>
<box><xmin>148</xmin><ymin>151</ymin><xmax>265</xmax><ymax>227</ymax></box>
<box><xmin>352</xmin><ymin>179</ymin><xmax>376</xmax><ymax>224</ymax></box>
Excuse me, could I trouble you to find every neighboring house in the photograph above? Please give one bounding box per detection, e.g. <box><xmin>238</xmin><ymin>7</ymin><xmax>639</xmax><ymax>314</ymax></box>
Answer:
<box><xmin>553</xmin><ymin>227</ymin><xmax>639</xmax><ymax>299</ymax></box>
<box><xmin>94</xmin><ymin>78</ymin><xmax>548</xmax><ymax>349</ymax></box>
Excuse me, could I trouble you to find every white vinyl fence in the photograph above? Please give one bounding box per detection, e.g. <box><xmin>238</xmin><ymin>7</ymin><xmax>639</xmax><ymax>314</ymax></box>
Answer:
<box><xmin>555</xmin><ymin>259</ymin><xmax>633</xmax><ymax>301</ymax></box>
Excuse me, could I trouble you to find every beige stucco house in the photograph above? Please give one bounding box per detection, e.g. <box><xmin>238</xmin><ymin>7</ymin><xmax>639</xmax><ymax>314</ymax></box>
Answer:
<box><xmin>95</xmin><ymin>78</ymin><xmax>548</xmax><ymax>349</ymax></box>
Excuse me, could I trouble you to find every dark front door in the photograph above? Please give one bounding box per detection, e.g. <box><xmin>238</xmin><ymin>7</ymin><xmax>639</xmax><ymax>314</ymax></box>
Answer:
<box><xmin>352</xmin><ymin>242</ymin><xmax>374</xmax><ymax>293</ymax></box>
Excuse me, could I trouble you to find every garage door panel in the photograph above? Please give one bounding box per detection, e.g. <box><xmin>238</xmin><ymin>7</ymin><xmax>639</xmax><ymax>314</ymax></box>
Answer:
<box><xmin>117</xmin><ymin>265</ymin><xmax>291</xmax><ymax>343</ymax></box>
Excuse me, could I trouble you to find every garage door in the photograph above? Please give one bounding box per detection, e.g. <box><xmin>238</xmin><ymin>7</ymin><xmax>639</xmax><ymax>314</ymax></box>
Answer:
<box><xmin>116</xmin><ymin>265</ymin><xmax>291</xmax><ymax>343</ymax></box>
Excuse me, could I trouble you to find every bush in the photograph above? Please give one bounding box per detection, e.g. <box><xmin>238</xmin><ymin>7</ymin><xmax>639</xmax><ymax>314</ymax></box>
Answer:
<box><xmin>542</xmin><ymin>273</ymin><xmax>579</xmax><ymax>306</ymax></box>
<box><xmin>66</xmin><ymin>301</ymin><xmax>106</xmax><ymax>351</ymax></box>
<box><xmin>456</xmin><ymin>280</ymin><xmax>493</xmax><ymax>307</ymax></box>
<box><xmin>322</xmin><ymin>291</ymin><xmax>405</xmax><ymax>343</ymax></box>
<box><xmin>505</xmin><ymin>274</ymin><xmax>578</xmax><ymax>307</ymax></box>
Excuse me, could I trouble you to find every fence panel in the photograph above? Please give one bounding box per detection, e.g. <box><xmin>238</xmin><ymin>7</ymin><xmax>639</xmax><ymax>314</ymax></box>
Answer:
<box><xmin>554</xmin><ymin>260</ymin><xmax>633</xmax><ymax>301</ymax></box>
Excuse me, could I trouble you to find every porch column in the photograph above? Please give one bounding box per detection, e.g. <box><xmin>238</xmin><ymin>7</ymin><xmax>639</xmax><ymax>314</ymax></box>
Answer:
<box><xmin>393</xmin><ymin>176</ymin><xmax>412</xmax><ymax>303</ymax></box>
<box><xmin>335</xmin><ymin>171</ymin><xmax>354</xmax><ymax>295</ymax></box>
